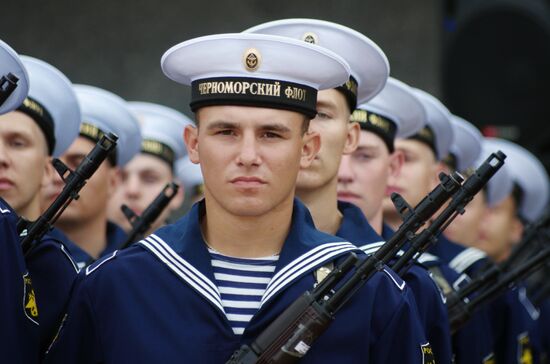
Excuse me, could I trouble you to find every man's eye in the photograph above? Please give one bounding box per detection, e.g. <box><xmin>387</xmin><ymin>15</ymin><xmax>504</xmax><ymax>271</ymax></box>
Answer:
<box><xmin>10</xmin><ymin>138</ymin><xmax>27</xmax><ymax>148</ymax></box>
<box><xmin>142</xmin><ymin>175</ymin><xmax>160</xmax><ymax>184</ymax></box>
<box><xmin>262</xmin><ymin>132</ymin><xmax>281</xmax><ymax>139</ymax></box>
<box><xmin>353</xmin><ymin>153</ymin><xmax>372</xmax><ymax>161</ymax></box>
<box><xmin>217</xmin><ymin>129</ymin><xmax>235</xmax><ymax>136</ymax></box>
<box><xmin>316</xmin><ymin>112</ymin><xmax>331</xmax><ymax>120</ymax></box>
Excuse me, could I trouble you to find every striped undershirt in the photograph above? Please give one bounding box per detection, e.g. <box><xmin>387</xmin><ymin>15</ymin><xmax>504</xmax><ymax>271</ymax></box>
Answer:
<box><xmin>208</xmin><ymin>248</ymin><xmax>279</xmax><ymax>336</ymax></box>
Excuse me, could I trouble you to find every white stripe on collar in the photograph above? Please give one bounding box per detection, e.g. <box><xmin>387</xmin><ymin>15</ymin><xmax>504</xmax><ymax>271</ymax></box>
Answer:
<box><xmin>141</xmin><ymin>235</ymin><xmax>357</xmax><ymax>313</ymax></box>
<box><xmin>449</xmin><ymin>247</ymin><xmax>487</xmax><ymax>273</ymax></box>
<box><xmin>60</xmin><ymin>244</ymin><xmax>81</xmax><ymax>274</ymax></box>
<box><xmin>139</xmin><ymin>235</ymin><xmax>224</xmax><ymax>313</ymax></box>
<box><xmin>261</xmin><ymin>241</ymin><xmax>357</xmax><ymax>307</ymax></box>
<box><xmin>417</xmin><ymin>252</ymin><xmax>440</xmax><ymax>264</ymax></box>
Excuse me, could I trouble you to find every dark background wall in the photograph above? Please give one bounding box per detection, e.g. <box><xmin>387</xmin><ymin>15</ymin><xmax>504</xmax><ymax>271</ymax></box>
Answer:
<box><xmin>1</xmin><ymin>0</ymin><xmax>442</xmax><ymax>115</ymax></box>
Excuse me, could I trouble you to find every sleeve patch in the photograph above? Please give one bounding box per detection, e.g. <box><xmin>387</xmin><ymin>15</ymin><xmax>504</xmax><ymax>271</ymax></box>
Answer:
<box><xmin>420</xmin><ymin>342</ymin><xmax>436</xmax><ymax>364</ymax></box>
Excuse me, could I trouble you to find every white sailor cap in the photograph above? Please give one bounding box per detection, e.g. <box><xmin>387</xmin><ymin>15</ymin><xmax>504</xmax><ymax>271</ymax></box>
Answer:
<box><xmin>19</xmin><ymin>56</ymin><xmax>81</xmax><ymax>157</ymax></box>
<box><xmin>410</xmin><ymin>89</ymin><xmax>454</xmax><ymax>161</ymax></box>
<box><xmin>0</xmin><ymin>40</ymin><xmax>29</xmax><ymax>115</ymax></box>
<box><xmin>350</xmin><ymin>78</ymin><xmax>425</xmax><ymax>152</ymax></box>
<box><xmin>74</xmin><ymin>85</ymin><xmax>141</xmax><ymax>167</ymax></box>
<box><xmin>175</xmin><ymin>156</ymin><xmax>204</xmax><ymax>196</ymax></box>
<box><xmin>448</xmin><ymin>115</ymin><xmax>483</xmax><ymax>173</ymax></box>
<box><xmin>128</xmin><ymin>102</ymin><xmax>193</xmax><ymax>168</ymax></box>
<box><xmin>161</xmin><ymin>33</ymin><xmax>351</xmax><ymax>119</ymax></box>
<box><xmin>243</xmin><ymin>18</ymin><xmax>389</xmax><ymax>108</ymax></box>
<box><xmin>484</xmin><ymin>138</ymin><xmax>550</xmax><ymax>222</ymax></box>
<box><xmin>475</xmin><ymin>141</ymin><xmax>513</xmax><ymax>208</ymax></box>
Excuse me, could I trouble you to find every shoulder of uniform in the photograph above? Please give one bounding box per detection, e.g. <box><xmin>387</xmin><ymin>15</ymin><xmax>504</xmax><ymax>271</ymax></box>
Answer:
<box><xmin>380</xmin><ymin>266</ymin><xmax>406</xmax><ymax>291</ymax></box>
<box><xmin>417</xmin><ymin>252</ymin><xmax>440</xmax><ymax>265</ymax></box>
<box><xmin>85</xmin><ymin>250</ymin><xmax>119</xmax><ymax>276</ymax></box>
<box><xmin>448</xmin><ymin>247</ymin><xmax>487</xmax><ymax>273</ymax></box>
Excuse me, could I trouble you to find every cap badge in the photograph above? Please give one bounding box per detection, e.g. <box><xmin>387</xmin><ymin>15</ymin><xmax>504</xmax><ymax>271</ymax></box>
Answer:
<box><xmin>302</xmin><ymin>32</ymin><xmax>318</xmax><ymax>44</ymax></box>
<box><xmin>243</xmin><ymin>48</ymin><xmax>261</xmax><ymax>72</ymax></box>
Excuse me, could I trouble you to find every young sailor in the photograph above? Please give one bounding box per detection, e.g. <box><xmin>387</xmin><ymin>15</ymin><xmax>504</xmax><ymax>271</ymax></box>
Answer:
<box><xmin>44</xmin><ymin>32</ymin><xmax>428</xmax><ymax>363</ymax></box>
<box><xmin>0</xmin><ymin>54</ymin><xmax>82</xmax><ymax>358</ymax></box>
<box><xmin>107</xmin><ymin>102</ymin><xmax>190</xmax><ymax>236</ymax></box>
<box><xmin>44</xmin><ymin>85</ymin><xmax>142</xmax><ymax>266</ymax></box>
<box><xmin>245</xmin><ymin>20</ymin><xmax>448</xmax><ymax>361</ymax></box>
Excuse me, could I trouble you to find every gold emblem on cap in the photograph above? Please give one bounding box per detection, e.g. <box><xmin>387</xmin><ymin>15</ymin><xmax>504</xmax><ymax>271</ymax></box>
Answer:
<box><xmin>243</xmin><ymin>48</ymin><xmax>261</xmax><ymax>72</ymax></box>
<box><xmin>302</xmin><ymin>32</ymin><xmax>318</xmax><ymax>44</ymax></box>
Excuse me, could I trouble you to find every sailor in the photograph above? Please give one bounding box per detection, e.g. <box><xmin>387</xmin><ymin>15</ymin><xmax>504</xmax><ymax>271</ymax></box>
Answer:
<box><xmin>43</xmin><ymin>85</ymin><xmax>142</xmax><ymax>266</ymax></box>
<box><xmin>338</xmin><ymin>78</ymin><xmax>495</xmax><ymax>363</ymax></box>
<box><xmin>245</xmin><ymin>19</ymin><xmax>445</xmax><ymax>362</ymax></box>
<box><xmin>0</xmin><ymin>53</ymin><xmax>82</xmax><ymax>357</ymax></box>
<box><xmin>0</xmin><ymin>39</ymin><xmax>40</xmax><ymax>363</ymax></box>
<box><xmin>44</xmin><ymin>32</ymin><xmax>428</xmax><ymax>363</ymax></box>
<box><xmin>107</xmin><ymin>101</ymin><xmax>190</xmax><ymax>236</ymax></box>
<box><xmin>477</xmin><ymin>138</ymin><xmax>548</xmax><ymax>364</ymax></box>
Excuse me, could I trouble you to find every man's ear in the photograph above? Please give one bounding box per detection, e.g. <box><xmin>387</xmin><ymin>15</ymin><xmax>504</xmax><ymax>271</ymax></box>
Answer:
<box><xmin>389</xmin><ymin>149</ymin><xmax>404</xmax><ymax>178</ymax></box>
<box><xmin>510</xmin><ymin>216</ymin><xmax>524</xmax><ymax>245</ymax></box>
<box><xmin>342</xmin><ymin>122</ymin><xmax>360</xmax><ymax>155</ymax></box>
<box><xmin>300</xmin><ymin>130</ymin><xmax>321</xmax><ymax>169</ymax></box>
<box><xmin>184</xmin><ymin>125</ymin><xmax>200</xmax><ymax>164</ymax></box>
<box><xmin>40</xmin><ymin>156</ymin><xmax>55</xmax><ymax>189</ymax></box>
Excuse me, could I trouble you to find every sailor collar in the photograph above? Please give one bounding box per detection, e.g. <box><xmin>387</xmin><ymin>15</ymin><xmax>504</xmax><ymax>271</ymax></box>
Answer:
<box><xmin>138</xmin><ymin>198</ymin><xmax>357</xmax><ymax>314</ymax></box>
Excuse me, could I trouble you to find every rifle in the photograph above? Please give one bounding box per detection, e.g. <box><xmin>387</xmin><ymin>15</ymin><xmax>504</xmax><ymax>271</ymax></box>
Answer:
<box><xmin>379</xmin><ymin>171</ymin><xmax>464</xmax><ymax>263</ymax></box>
<box><xmin>391</xmin><ymin>151</ymin><xmax>507</xmax><ymax>276</ymax></box>
<box><xmin>225</xmin><ymin>171</ymin><xmax>464</xmax><ymax>364</ymax></box>
<box><xmin>449</xmin><ymin>246</ymin><xmax>550</xmax><ymax>333</ymax></box>
<box><xmin>446</xmin><ymin>207</ymin><xmax>550</xmax><ymax>309</ymax></box>
<box><xmin>0</xmin><ymin>72</ymin><xmax>19</xmax><ymax>105</ymax></box>
<box><xmin>19</xmin><ymin>133</ymin><xmax>118</xmax><ymax>256</ymax></box>
<box><xmin>118</xmin><ymin>182</ymin><xmax>179</xmax><ymax>249</ymax></box>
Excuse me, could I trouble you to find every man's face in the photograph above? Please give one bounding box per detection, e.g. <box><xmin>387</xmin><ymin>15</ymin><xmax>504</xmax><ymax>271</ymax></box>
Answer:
<box><xmin>476</xmin><ymin>195</ymin><xmax>523</xmax><ymax>262</ymax></box>
<box><xmin>296</xmin><ymin>89</ymin><xmax>357</xmax><ymax>191</ymax></box>
<box><xmin>107</xmin><ymin>154</ymin><xmax>182</xmax><ymax>232</ymax></box>
<box><xmin>338</xmin><ymin>130</ymin><xmax>401</xmax><ymax>221</ymax></box>
<box><xmin>383</xmin><ymin>139</ymin><xmax>439</xmax><ymax>215</ymax></box>
<box><xmin>444</xmin><ymin>191</ymin><xmax>487</xmax><ymax>246</ymax></box>
<box><xmin>0</xmin><ymin>111</ymin><xmax>50</xmax><ymax>218</ymax></box>
<box><xmin>48</xmin><ymin>137</ymin><xmax>118</xmax><ymax>224</ymax></box>
<box><xmin>186</xmin><ymin>105</ymin><xmax>319</xmax><ymax>218</ymax></box>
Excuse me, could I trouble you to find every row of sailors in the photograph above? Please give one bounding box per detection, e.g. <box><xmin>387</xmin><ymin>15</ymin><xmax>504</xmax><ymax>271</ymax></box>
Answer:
<box><xmin>1</xmin><ymin>17</ymin><xmax>549</xmax><ymax>364</ymax></box>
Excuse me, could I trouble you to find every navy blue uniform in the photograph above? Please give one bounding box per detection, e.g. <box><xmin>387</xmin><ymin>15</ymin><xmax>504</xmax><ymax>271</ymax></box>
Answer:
<box><xmin>539</xmin><ymin>300</ymin><xmax>550</xmax><ymax>362</ymax></box>
<box><xmin>336</xmin><ymin>202</ymin><xmax>452</xmax><ymax>364</ymax></box>
<box><xmin>418</xmin><ymin>253</ymin><xmax>495</xmax><ymax>364</ymax></box>
<box><xmin>429</xmin><ymin>234</ymin><xmax>488</xmax><ymax>277</ymax></box>
<box><xmin>0</xmin><ymin>198</ymin><xmax>40</xmax><ymax>363</ymax></box>
<box><xmin>491</xmin><ymin>286</ymin><xmax>542</xmax><ymax>364</ymax></box>
<box><xmin>45</xmin><ymin>200</ymin><xmax>429</xmax><ymax>363</ymax></box>
<box><xmin>48</xmin><ymin>221</ymin><xmax>127</xmax><ymax>268</ymax></box>
<box><xmin>25</xmin><ymin>230</ymin><xmax>79</xmax><ymax>355</ymax></box>
<box><xmin>430</xmin><ymin>234</ymin><xmax>542</xmax><ymax>363</ymax></box>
